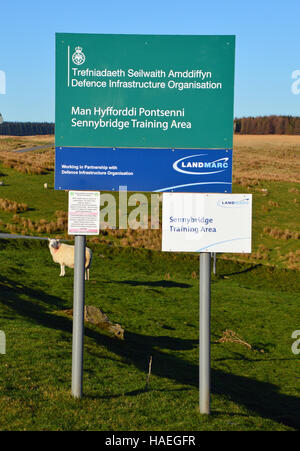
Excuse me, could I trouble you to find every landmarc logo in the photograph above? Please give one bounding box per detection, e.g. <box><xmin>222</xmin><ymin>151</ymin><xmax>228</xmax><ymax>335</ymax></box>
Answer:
<box><xmin>217</xmin><ymin>198</ymin><xmax>250</xmax><ymax>208</ymax></box>
<box><xmin>72</xmin><ymin>46</ymin><xmax>86</xmax><ymax>65</ymax></box>
<box><xmin>173</xmin><ymin>154</ymin><xmax>229</xmax><ymax>175</ymax></box>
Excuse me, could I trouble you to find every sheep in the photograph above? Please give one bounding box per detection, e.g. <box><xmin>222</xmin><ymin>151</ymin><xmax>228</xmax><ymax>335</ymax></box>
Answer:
<box><xmin>48</xmin><ymin>238</ymin><xmax>92</xmax><ymax>280</ymax></box>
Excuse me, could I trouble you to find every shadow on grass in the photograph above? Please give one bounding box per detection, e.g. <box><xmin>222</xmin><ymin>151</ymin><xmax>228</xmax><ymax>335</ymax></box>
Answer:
<box><xmin>91</xmin><ymin>387</ymin><xmax>194</xmax><ymax>399</ymax></box>
<box><xmin>0</xmin><ymin>274</ymin><xmax>299</xmax><ymax>430</ymax></box>
<box><xmin>0</xmin><ymin>274</ymin><xmax>71</xmax><ymax>331</ymax></box>
<box><xmin>219</xmin><ymin>264</ymin><xmax>262</xmax><ymax>278</ymax></box>
<box><xmin>105</xmin><ymin>279</ymin><xmax>192</xmax><ymax>289</ymax></box>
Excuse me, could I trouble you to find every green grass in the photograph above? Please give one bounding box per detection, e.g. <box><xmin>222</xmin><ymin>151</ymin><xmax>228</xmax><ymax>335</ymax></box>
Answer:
<box><xmin>0</xmin><ymin>166</ymin><xmax>67</xmax><ymax>224</ymax></box>
<box><xmin>0</xmin><ymin>162</ymin><xmax>299</xmax><ymax>269</ymax></box>
<box><xmin>0</xmin><ymin>148</ymin><xmax>299</xmax><ymax>430</ymax></box>
<box><xmin>0</xmin><ymin>239</ymin><xmax>299</xmax><ymax>431</ymax></box>
<box><xmin>232</xmin><ymin>180</ymin><xmax>300</xmax><ymax>268</ymax></box>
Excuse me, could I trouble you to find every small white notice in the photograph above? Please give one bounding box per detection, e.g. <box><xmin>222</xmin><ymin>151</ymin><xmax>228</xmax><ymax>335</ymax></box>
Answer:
<box><xmin>68</xmin><ymin>191</ymin><xmax>100</xmax><ymax>235</ymax></box>
<box><xmin>162</xmin><ymin>193</ymin><xmax>252</xmax><ymax>253</ymax></box>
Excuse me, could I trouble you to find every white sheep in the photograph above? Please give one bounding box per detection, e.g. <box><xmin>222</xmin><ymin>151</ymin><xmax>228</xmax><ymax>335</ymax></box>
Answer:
<box><xmin>48</xmin><ymin>238</ymin><xmax>93</xmax><ymax>280</ymax></box>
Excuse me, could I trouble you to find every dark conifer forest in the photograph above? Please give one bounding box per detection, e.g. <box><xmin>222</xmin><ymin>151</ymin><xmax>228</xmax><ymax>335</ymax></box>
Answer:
<box><xmin>0</xmin><ymin>116</ymin><xmax>300</xmax><ymax>135</ymax></box>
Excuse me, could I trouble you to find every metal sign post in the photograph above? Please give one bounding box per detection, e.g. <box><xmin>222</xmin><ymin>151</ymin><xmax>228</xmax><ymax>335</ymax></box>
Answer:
<box><xmin>199</xmin><ymin>252</ymin><xmax>211</xmax><ymax>414</ymax></box>
<box><xmin>162</xmin><ymin>193</ymin><xmax>252</xmax><ymax>415</ymax></box>
<box><xmin>68</xmin><ymin>191</ymin><xmax>100</xmax><ymax>398</ymax></box>
<box><xmin>213</xmin><ymin>252</ymin><xmax>217</xmax><ymax>275</ymax></box>
<box><xmin>71</xmin><ymin>235</ymin><xmax>86</xmax><ymax>399</ymax></box>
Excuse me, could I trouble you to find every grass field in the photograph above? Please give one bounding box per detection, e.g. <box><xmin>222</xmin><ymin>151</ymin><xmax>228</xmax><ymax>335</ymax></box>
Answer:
<box><xmin>0</xmin><ymin>135</ymin><xmax>299</xmax><ymax>431</ymax></box>
<box><xmin>0</xmin><ymin>134</ymin><xmax>299</xmax><ymax>269</ymax></box>
<box><xmin>0</xmin><ymin>239</ymin><xmax>299</xmax><ymax>431</ymax></box>
<box><xmin>233</xmin><ymin>134</ymin><xmax>300</xmax><ymax>183</ymax></box>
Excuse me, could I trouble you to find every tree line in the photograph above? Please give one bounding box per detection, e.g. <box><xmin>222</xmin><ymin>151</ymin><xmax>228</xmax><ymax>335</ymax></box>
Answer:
<box><xmin>234</xmin><ymin>116</ymin><xmax>300</xmax><ymax>135</ymax></box>
<box><xmin>0</xmin><ymin>122</ymin><xmax>54</xmax><ymax>136</ymax></box>
<box><xmin>1</xmin><ymin>116</ymin><xmax>300</xmax><ymax>135</ymax></box>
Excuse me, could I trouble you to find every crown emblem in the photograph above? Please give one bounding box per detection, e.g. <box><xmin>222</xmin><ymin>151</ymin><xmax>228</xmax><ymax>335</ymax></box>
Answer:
<box><xmin>72</xmin><ymin>46</ymin><xmax>86</xmax><ymax>65</ymax></box>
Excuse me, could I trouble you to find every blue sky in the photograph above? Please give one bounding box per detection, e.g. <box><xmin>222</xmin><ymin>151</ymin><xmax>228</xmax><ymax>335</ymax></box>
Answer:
<box><xmin>0</xmin><ymin>0</ymin><xmax>300</xmax><ymax>122</ymax></box>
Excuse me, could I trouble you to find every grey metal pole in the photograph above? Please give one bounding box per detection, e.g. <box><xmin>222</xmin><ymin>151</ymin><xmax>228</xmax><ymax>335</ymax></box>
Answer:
<box><xmin>213</xmin><ymin>252</ymin><xmax>217</xmax><ymax>275</ymax></box>
<box><xmin>199</xmin><ymin>252</ymin><xmax>211</xmax><ymax>414</ymax></box>
<box><xmin>71</xmin><ymin>235</ymin><xmax>86</xmax><ymax>398</ymax></box>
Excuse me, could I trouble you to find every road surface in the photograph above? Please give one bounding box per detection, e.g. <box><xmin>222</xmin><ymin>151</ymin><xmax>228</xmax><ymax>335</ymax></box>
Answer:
<box><xmin>14</xmin><ymin>144</ymin><xmax>54</xmax><ymax>154</ymax></box>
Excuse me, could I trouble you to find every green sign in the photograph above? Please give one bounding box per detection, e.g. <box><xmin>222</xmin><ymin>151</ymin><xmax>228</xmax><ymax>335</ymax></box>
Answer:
<box><xmin>56</xmin><ymin>33</ymin><xmax>235</xmax><ymax>149</ymax></box>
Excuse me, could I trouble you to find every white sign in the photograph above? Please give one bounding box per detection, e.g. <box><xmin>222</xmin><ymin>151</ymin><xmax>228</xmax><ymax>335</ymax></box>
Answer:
<box><xmin>162</xmin><ymin>193</ymin><xmax>252</xmax><ymax>253</ymax></box>
<box><xmin>68</xmin><ymin>191</ymin><xmax>100</xmax><ymax>235</ymax></box>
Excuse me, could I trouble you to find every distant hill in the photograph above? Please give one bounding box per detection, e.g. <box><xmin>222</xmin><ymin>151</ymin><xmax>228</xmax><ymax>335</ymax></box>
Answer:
<box><xmin>234</xmin><ymin>115</ymin><xmax>300</xmax><ymax>135</ymax></box>
<box><xmin>0</xmin><ymin>122</ymin><xmax>54</xmax><ymax>136</ymax></box>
